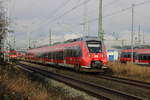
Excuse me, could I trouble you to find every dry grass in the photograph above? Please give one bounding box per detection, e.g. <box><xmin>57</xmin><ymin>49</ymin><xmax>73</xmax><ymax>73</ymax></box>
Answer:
<box><xmin>107</xmin><ymin>62</ymin><xmax>150</xmax><ymax>82</ymax></box>
<box><xmin>0</xmin><ymin>64</ymin><xmax>75</xmax><ymax>100</ymax></box>
<box><xmin>0</xmin><ymin>65</ymin><xmax>50</xmax><ymax>100</ymax></box>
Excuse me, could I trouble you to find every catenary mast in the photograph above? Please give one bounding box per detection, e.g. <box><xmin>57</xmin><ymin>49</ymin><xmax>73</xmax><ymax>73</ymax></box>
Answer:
<box><xmin>98</xmin><ymin>0</ymin><xmax>103</xmax><ymax>41</ymax></box>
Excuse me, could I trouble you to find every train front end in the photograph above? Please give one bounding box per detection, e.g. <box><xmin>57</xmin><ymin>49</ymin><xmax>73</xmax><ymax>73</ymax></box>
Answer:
<box><xmin>80</xmin><ymin>37</ymin><xmax>107</xmax><ymax>72</ymax></box>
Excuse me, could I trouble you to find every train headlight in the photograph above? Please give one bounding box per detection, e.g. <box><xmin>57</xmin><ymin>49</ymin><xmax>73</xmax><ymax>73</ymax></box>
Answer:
<box><xmin>94</xmin><ymin>55</ymin><xmax>98</xmax><ymax>58</ymax></box>
<box><xmin>102</xmin><ymin>53</ymin><xmax>104</xmax><ymax>58</ymax></box>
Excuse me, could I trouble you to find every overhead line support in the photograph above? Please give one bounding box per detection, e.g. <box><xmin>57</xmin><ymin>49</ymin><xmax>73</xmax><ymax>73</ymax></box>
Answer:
<box><xmin>98</xmin><ymin>0</ymin><xmax>103</xmax><ymax>41</ymax></box>
<box><xmin>131</xmin><ymin>4</ymin><xmax>135</xmax><ymax>63</ymax></box>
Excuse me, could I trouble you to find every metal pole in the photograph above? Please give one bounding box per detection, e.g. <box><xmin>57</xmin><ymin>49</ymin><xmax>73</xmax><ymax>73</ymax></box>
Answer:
<box><xmin>49</xmin><ymin>29</ymin><xmax>52</xmax><ymax>46</ymax></box>
<box><xmin>13</xmin><ymin>35</ymin><xmax>15</xmax><ymax>50</ymax></box>
<box><xmin>29</xmin><ymin>35</ymin><xmax>30</xmax><ymax>49</ymax></box>
<box><xmin>122</xmin><ymin>40</ymin><xmax>124</xmax><ymax>47</ymax></box>
<box><xmin>143</xmin><ymin>32</ymin><xmax>145</xmax><ymax>44</ymax></box>
<box><xmin>131</xmin><ymin>4</ymin><xmax>135</xmax><ymax>63</ymax></box>
<box><xmin>27</xmin><ymin>31</ymin><xmax>31</xmax><ymax>49</ymax></box>
<box><xmin>83</xmin><ymin>0</ymin><xmax>89</xmax><ymax>36</ymax></box>
<box><xmin>98</xmin><ymin>0</ymin><xmax>103</xmax><ymax>41</ymax></box>
<box><xmin>138</xmin><ymin>24</ymin><xmax>141</xmax><ymax>44</ymax></box>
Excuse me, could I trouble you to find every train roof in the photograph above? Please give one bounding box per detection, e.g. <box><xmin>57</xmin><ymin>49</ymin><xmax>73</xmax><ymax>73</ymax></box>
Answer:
<box><xmin>64</xmin><ymin>36</ymin><xmax>101</xmax><ymax>43</ymax></box>
<box><xmin>27</xmin><ymin>36</ymin><xmax>102</xmax><ymax>55</ymax></box>
<box><xmin>121</xmin><ymin>49</ymin><xmax>150</xmax><ymax>54</ymax></box>
<box><xmin>35</xmin><ymin>36</ymin><xmax>101</xmax><ymax>48</ymax></box>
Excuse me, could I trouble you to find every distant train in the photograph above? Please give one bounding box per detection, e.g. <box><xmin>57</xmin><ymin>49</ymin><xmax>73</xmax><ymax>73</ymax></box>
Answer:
<box><xmin>0</xmin><ymin>50</ymin><xmax>23</xmax><ymax>61</ymax></box>
<box><xmin>25</xmin><ymin>36</ymin><xmax>107</xmax><ymax>72</ymax></box>
<box><xmin>120</xmin><ymin>49</ymin><xmax>150</xmax><ymax>64</ymax></box>
<box><xmin>6</xmin><ymin>50</ymin><xmax>24</xmax><ymax>61</ymax></box>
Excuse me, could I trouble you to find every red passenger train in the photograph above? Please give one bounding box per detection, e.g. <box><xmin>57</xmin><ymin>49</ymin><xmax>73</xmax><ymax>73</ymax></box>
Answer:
<box><xmin>6</xmin><ymin>50</ymin><xmax>20</xmax><ymax>59</ymax></box>
<box><xmin>25</xmin><ymin>36</ymin><xmax>107</xmax><ymax>72</ymax></box>
<box><xmin>1</xmin><ymin>50</ymin><xmax>23</xmax><ymax>61</ymax></box>
<box><xmin>120</xmin><ymin>49</ymin><xmax>150</xmax><ymax>64</ymax></box>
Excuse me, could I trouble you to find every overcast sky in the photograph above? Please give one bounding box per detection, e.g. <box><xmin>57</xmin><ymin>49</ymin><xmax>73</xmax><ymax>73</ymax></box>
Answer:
<box><xmin>6</xmin><ymin>0</ymin><xmax>150</xmax><ymax>49</ymax></box>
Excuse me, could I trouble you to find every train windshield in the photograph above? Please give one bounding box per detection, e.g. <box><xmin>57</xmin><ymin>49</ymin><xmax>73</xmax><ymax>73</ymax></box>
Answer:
<box><xmin>87</xmin><ymin>41</ymin><xmax>102</xmax><ymax>53</ymax></box>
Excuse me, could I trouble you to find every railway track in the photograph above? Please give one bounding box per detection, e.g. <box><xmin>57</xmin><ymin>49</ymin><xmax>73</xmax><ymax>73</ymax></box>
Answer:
<box><xmin>96</xmin><ymin>75</ymin><xmax>150</xmax><ymax>90</ymax></box>
<box><xmin>18</xmin><ymin>63</ymin><xmax>144</xmax><ymax>100</ymax></box>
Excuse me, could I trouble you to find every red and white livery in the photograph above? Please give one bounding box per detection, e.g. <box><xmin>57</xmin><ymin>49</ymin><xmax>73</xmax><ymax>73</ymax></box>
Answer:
<box><xmin>120</xmin><ymin>49</ymin><xmax>150</xmax><ymax>64</ymax></box>
<box><xmin>25</xmin><ymin>36</ymin><xmax>107</xmax><ymax>72</ymax></box>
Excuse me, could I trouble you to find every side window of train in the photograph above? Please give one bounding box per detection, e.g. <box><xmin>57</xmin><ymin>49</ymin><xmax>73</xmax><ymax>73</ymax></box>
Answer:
<box><xmin>121</xmin><ymin>53</ymin><xmax>124</xmax><ymax>57</ymax></box>
<box><xmin>138</xmin><ymin>55</ymin><xmax>140</xmax><ymax>60</ymax></box>
<box><xmin>135</xmin><ymin>54</ymin><xmax>138</xmax><ymax>60</ymax></box>
<box><xmin>52</xmin><ymin>52</ymin><xmax>55</xmax><ymax>59</ymax></box>
<box><xmin>53</xmin><ymin>52</ymin><xmax>56</xmax><ymax>59</ymax></box>
<box><xmin>148</xmin><ymin>56</ymin><xmax>150</xmax><ymax>60</ymax></box>
<box><xmin>139</xmin><ymin>55</ymin><xmax>141</xmax><ymax>60</ymax></box>
<box><xmin>72</xmin><ymin>47</ymin><xmax>76</xmax><ymax>57</ymax></box>
<box><xmin>55</xmin><ymin>51</ymin><xmax>63</xmax><ymax>60</ymax></box>
<box><xmin>123</xmin><ymin>53</ymin><xmax>127</xmax><ymax>58</ymax></box>
<box><xmin>76</xmin><ymin>46</ymin><xmax>82</xmax><ymax>57</ymax></box>
<box><xmin>143</xmin><ymin>55</ymin><xmax>147</xmax><ymax>60</ymax></box>
<box><xmin>48</xmin><ymin>52</ymin><xmax>52</xmax><ymax>59</ymax></box>
<box><xmin>53</xmin><ymin>52</ymin><xmax>55</xmax><ymax>59</ymax></box>
<box><xmin>124</xmin><ymin>55</ymin><xmax>127</xmax><ymax>58</ymax></box>
<box><xmin>38</xmin><ymin>53</ymin><xmax>42</xmax><ymax>58</ymax></box>
<box><xmin>64</xmin><ymin>46</ymin><xmax>82</xmax><ymax>57</ymax></box>
<box><xmin>60</xmin><ymin>51</ymin><xmax>64</xmax><ymax>60</ymax></box>
<box><xmin>140</xmin><ymin>55</ymin><xmax>143</xmax><ymax>60</ymax></box>
<box><xmin>66</xmin><ymin>47</ymin><xmax>72</xmax><ymax>57</ymax></box>
<box><xmin>133</xmin><ymin>52</ymin><xmax>136</xmax><ymax>58</ymax></box>
<box><xmin>66</xmin><ymin>48</ymin><xmax>70</xmax><ymax>57</ymax></box>
<box><xmin>140</xmin><ymin>55</ymin><xmax>142</xmax><ymax>60</ymax></box>
<box><xmin>127</xmin><ymin>53</ymin><xmax>131</xmax><ymax>58</ymax></box>
<box><xmin>45</xmin><ymin>53</ymin><xmax>49</xmax><ymax>58</ymax></box>
<box><xmin>121</xmin><ymin>52</ymin><xmax>127</xmax><ymax>58</ymax></box>
<box><xmin>41</xmin><ymin>53</ymin><xmax>48</xmax><ymax>58</ymax></box>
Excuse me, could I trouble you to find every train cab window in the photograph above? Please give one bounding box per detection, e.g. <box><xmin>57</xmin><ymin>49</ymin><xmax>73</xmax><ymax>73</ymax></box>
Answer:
<box><xmin>87</xmin><ymin>41</ymin><xmax>102</xmax><ymax>53</ymax></box>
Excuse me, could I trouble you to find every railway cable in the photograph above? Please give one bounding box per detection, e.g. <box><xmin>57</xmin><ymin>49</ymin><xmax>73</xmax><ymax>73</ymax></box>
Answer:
<box><xmin>103</xmin><ymin>0</ymin><xmax>121</xmax><ymax>8</ymax></box>
<box><xmin>83</xmin><ymin>0</ymin><xmax>150</xmax><ymax>24</ymax></box>
<box><xmin>37</xmin><ymin>0</ymin><xmax>150</xmax><ymax>34</ymax></box>
<box><xmin>29</xmin><ymin>0</ymin><xmax>91</xmax><ymax>34</ymax></box>
<box><xmin>25</xmin><ymin>0</ymin><xmax>72</xmax><ymax>33</ymax></box>
<box><xmin>41</xmin><ymin>0</ymin><xmax>150</xmax><ymax>28</ymax></box>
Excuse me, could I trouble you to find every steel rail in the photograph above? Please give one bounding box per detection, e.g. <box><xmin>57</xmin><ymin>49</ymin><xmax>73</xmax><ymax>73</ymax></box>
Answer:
<box><xmin>18</xmin><ymin>63</ymin><xmax>144</xmax><ymax>100</ymax></box>
<box><xmin>96</xmin><ymin>75</ymin><xmax>150</xmax><ymax>90</ymax></box>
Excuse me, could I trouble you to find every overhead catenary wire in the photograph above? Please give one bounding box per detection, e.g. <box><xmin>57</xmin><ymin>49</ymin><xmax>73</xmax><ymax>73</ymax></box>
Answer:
<box><xmin>39</xmin><ymin>0</ymin><xmax>71</xmax><ymax>22</ymax></box>
<box><xmin>85</xmin><ymin>0</ymin><xmax>150</xmax><ymax>24</ymax></box>
<box><xmin>27</xmin><ymin>0</ymin><xmax>71</xmax><ymax>33</ymax></box>
<box><xmin>103</xmin><ymin>0</ymin><xmax>121</xmax><ymax>8</ymax></box>
<box><xmin>45</xmin><ymin>0</ymin><xmax>91</xmax><ymax>24</ymax></box>
<box><xmin>29</xmin><ymin>0</ymin><xmax>91</xmax><ymax>33</ymax></box>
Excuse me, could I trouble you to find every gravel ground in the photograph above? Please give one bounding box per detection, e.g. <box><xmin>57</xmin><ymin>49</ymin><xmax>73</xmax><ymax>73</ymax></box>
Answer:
<box><xmin>18</xmin><ymin>62</ymin><xmax>99</xmax><ymax>100</ymax></box>
<box><xmin>45</xmin><ymin>76</ymin><xmax>98</xmax><ymax>100</ymax></box>
<box><xmin>20</xmin><ymin>61</ymin><xmax>150</xmax><ymax>99</ymax></box>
